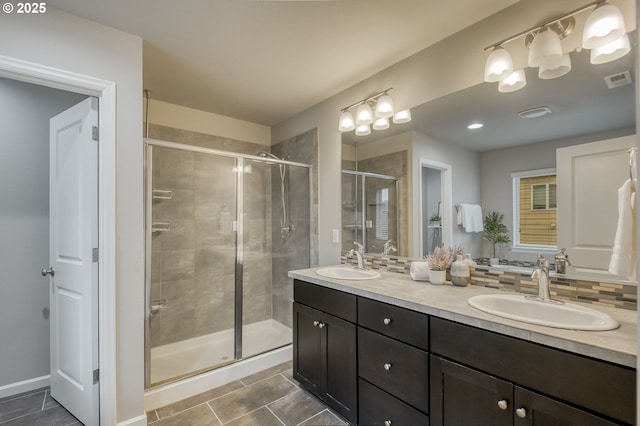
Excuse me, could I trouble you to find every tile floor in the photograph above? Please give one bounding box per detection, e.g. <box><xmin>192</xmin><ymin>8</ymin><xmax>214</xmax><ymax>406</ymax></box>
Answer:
<box><xmin>0</xmin><ymin>387</ymin><xmax>80</xmax><ymax>426</ymax></box>
<box><xmin>147</xmin><ymin>361</ymin><xmax>348</xmax><ymax>425</ymax></box>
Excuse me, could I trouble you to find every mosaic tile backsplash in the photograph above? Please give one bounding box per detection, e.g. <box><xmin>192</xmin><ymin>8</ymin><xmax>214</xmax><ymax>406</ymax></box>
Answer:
<box><xmin>342</xmin><ymin>254</ymin><xmax>637</xmax><ymax>311</ymax></box>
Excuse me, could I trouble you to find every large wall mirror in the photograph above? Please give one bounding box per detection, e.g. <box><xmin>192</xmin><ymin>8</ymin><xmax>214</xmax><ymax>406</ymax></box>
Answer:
<box><xmin>341</xmin><ymin>0</ymin><xmax>636</xmax><ymax>283</ymax></box>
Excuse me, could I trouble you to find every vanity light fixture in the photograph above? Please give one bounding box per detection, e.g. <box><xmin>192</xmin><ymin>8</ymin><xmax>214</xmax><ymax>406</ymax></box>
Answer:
<box><xmin>339</xmin><ymin>88</ymin><xmax>411</xmax><ymax>135</ymax></box>
<box><xmin>483</xmin><ymin>1</ymin><xmax>630</xmax><ymax>93</ymax></box>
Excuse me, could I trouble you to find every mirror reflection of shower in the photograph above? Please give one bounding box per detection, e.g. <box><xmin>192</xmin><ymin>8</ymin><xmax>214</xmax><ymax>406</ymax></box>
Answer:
<box><xmin>258</xmin><ymin>151</ymin><xmax>294</xmax><ymax>239</ymax></box>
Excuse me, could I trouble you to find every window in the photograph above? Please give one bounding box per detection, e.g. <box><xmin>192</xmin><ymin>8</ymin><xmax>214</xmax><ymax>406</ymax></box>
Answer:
<box><xmin>512</xmin><ymin>169</ymin><xmax>557</xmax><ymax>249</ymax></box>
<box><xmin>375</xmin><ymin>187</ymin><xmax>389</xmax><ymax>240</ymax></box>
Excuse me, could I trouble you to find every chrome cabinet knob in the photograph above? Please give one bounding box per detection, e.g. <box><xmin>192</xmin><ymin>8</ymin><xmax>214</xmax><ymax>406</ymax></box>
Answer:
<box><xmin>383</xmin><ymin>363</ymin><xmax>392</xmax><ymax>371</ymax></box>
<box><xmin>313</xmin><ymin>320</ymin><xmax>319</xmax><ymax>327</ymax></box>
<box><xmin>41</xmin><ymin>267</ymin><xmax>55</xmax><ymax>277</ymax></box>
<box><xmin>318</xmin><ymin>322</ymin><xmax>325</xmax><ymax>328</ymax></box>
<box><xmin>497</xmin><ymin>399</ymin><xmax>508</xmax><ymax>410</ymax></box>
<box><xmin>384</xmin><ymin>421</ymin><xmax>392</xmax><ymax>426</ymax></box>
<box><xmin>383</xmin><ymin>318</ymin><xmax>392</xmax><ymax>325</ymax></box>
<box><xmin>516</xmin><ymin>407</ymin><xmax>527</xmax><ymax>418</ymax></box>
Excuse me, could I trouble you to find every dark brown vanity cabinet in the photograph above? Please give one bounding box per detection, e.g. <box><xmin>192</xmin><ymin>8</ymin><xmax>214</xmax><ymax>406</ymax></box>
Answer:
<box><xmin>430</xmin><ymin>317</ymin><xmax>635</xmax><ymax>426</ymax></box>
<box><xmin>293</xmin><ymin>280</ymin><xmax>357</xmax><ymax>423</ymax></box>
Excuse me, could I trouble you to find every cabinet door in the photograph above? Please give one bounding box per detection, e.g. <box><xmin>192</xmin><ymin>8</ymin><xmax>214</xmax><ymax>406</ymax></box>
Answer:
<box><xmin>513</xmin><ymin>387</ymin><xmax>618</xmax><ymax>426</ymax></box>
<box><xmin>430</xmin><ymin>356</ymin><xmax>512</xmax><ymax>426</ymax></box>
<box><xmin>293</xmin><ymin>302</ymin><xmax>322</xmax><ymax>394</ymax></box>
<box><xmin>324</xmin><ymin>311</ymin><xmax>357</xmax><ymax>424</ymax></box>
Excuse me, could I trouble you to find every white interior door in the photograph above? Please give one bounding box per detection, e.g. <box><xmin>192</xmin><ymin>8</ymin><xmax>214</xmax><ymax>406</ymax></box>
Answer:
<box><xmin>47</xmin><ymin>97</ymin><xmax>99</xmax><ymax>425</ymax></box>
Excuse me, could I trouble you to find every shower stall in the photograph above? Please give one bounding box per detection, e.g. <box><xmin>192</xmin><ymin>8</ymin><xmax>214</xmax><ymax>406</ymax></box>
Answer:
<box><xmin>144</xmin><ymin>138</ymin><xmax>311</xmax><ymax>388</ymax></box>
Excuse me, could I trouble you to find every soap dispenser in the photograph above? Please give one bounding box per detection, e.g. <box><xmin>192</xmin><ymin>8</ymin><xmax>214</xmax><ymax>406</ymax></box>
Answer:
<box><xmin>554</xmin><ymin>248</ymin><xmax>570</xmax><ymax>274</ymax></box>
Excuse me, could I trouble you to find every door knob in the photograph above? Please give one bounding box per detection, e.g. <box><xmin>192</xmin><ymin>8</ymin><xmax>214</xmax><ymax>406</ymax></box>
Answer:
<box><xmin>41</xmin><ymin>267</ymin><xmax>55</xmax><ymax>277</ymax></box>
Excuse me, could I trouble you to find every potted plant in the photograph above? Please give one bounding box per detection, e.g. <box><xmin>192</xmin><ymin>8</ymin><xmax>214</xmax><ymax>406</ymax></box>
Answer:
<box><xmin>429</xmin><ymin>212</ymin><xmax>442</xmax><ymax>226</ymax></box>
<box><xmin>425</xmin><ymin>246</ymin><xmax>454</xmax><ymax>285</ymax></box>
<box><xmin>483</xmin><ymin>211</ymin><xmax>510</xmax><ymax>265</ymax></box>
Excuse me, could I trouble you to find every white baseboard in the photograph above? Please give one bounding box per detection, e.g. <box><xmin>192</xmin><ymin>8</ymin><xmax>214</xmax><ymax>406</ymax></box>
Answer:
<box><xmin>116</xmin><ymin>414</ymin><xmax>147</xmax><ymax>426</ymax></box>
<box><xmin>0</xmin><ymin>375</ymin><xmax>50</xmax><ymax>399</ymax></box>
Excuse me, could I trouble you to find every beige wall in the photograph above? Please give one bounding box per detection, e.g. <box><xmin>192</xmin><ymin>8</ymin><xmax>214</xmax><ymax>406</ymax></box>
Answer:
<box><xmin>0</xmin><ymin>8</ymin><xmax>145</xmax><ymax>424</ymax></box>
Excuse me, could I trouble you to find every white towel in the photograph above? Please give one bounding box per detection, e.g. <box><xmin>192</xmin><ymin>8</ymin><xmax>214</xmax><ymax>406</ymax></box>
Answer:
<box><xmin>457</xmin><ymin>204</ymin><xmax>484</xmax><ymax>233</ymax></box>
<box><xmin>608</xmin><ymin>178</ymin><xmax>636</xmax><ymax>280</ymax></box>
<box><xmin>410</xmin><ymin>261</ymin><xmax>430</xmax><ymax>281</ymax></box>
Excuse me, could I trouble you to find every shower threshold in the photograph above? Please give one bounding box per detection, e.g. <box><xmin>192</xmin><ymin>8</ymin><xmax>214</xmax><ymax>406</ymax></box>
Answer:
<box><xmin>149</xmin><ymin>319</ymin><xmax>291</xmax><ymax>385</ymax></box>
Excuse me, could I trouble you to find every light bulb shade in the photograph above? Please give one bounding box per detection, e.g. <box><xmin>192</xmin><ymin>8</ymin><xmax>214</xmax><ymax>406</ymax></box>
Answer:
<box><xmin>372</xmin><ymin>117</ymin><xmax>390</xmax><ymax>130</ymax></box>
<box><xmin>538</xmin><ymin>53</ymin><xmax>571</xmax><ymax>79</ymax></box>
<box><xmin>375</xmin><ymin>94</ymin><xmax>394</xmax><ymax>118</ymax></box>
<box><xmin>356</xmin><ymin>103</ymin><xmax>373</xmax><ymax>125</ymax></box>
<box><xmin>355</xmin><ymin>124</ymin><xmax>371</xmax><ymax>136</ymax></box>
<box><xmin>528</xmin><ymin>28</ymin><xmax>563</xmax><ymax>68</ymax></box>
<box><xmin>484</xmin><ymin>46</ymin><xmax>513</xmax><ymax>82</ymax></box>
<box><xmin>582</xmin><ymin>3</ymin><xmax>626</xmax><ymax>49</ymax></box>
<box><xmin>392</xmin><ymin>109</ymin><xmax>412</xmax><ymax>124</ymax></box>
<box><xmin>590</xmin><ymin>33</ymin><xmax>630</xmax><ymax>64</ymax></box>
<box><xmin>338</xmin><ymin>110</ymin><xmax>355</xmax><ymax>132</ymax></box>
<box><xmin>498</xmin><ymin>69</ymin><xmax>526</xmax><ymax>93</ymax></box>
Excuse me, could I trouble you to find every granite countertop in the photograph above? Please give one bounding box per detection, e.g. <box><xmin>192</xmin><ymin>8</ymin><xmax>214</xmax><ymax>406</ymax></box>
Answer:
<box><xmin>289</xmin><ymin>266</ymin><xmax>637</xmax><ymax>368</ymax></box>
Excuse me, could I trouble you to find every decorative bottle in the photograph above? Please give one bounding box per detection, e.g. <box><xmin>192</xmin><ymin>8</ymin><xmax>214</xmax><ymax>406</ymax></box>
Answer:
<box><xmin>450</xmin><ymin>255</ymin><xmax>471</xmax><ymax>286</ymax></box>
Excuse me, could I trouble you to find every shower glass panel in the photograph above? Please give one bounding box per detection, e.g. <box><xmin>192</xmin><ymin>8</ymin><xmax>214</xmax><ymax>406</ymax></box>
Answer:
<box><xmin>145</xmin><ymin>140</ymin><xmax>311</xmax><ymax>388</ymax></box>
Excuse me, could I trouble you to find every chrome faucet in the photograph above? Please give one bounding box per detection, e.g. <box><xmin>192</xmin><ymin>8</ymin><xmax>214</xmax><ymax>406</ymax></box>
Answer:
<box><xmin>348</xmin><ymin>242</ymin><xmax>366</xmax><ymax>270</ymax></box>
<box><xmin>383</xmin><ymin>239</ymin><xmax>397</xmax><ymax>255</ymax></box>
<box><xmin>527</xmin><ymin>254</ymin><xmax>563</xmax><ymax>304</ymax></box>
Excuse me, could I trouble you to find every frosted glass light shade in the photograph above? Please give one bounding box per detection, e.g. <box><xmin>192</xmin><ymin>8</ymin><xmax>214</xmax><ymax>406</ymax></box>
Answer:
<box><xmin>539</xmin><ymin>53</ymin><xmax>571</xmax><ymax>79</ymax></box>
<box><xmin>528</xmin><ymin>28</ymin><xmax>563</xmax><ymax>68</ymax></box>
<box><xmin>582</xmin><ymin>4</ymin><xmax>626</xmax><ymax>49</ymax></box>
<box><xmin>484</xmin><ymin>47</ymin><xmax>513</xmax><ymax>82</ymax></box>
<box><xmin>393</xmin><ymin>109</ymin><xmax>412</xmax><ymax>124</ymax></box>
<box><xmin>373</xmin><ymin>117</ymin><xmax>390</xmax><ymax>131</ymax></box>
<box><xmin>375</xmin><ymin>94</ymin><xmax>394</xmax><ymax>118</ymax></box>
<box><xmin>590</xmin><ymin>33</ymin><xmax>630</xmax><ymax>64</ymax></box>
<box><xmin>356</xmin><ymin>103</ymin><xmax>373</xmax><ymax>126</ymax></box>
<box><xmin>338</xmin><ymin>110</ymin><xmax>355</xmax><ymax>132</ymax></box>
<box><xmin>355</xmin><ymin>124</ymin><xmax>371</xmax><ymax>136</ymax></box>
<box><xmin>498</xmin><ymin>69</ymin><xmax>526</xmax><ymax>93</ymax></box>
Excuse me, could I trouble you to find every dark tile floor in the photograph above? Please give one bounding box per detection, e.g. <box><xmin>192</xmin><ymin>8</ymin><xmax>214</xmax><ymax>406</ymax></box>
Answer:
<box><xmin>147</xmin><ymin>361</ymin><xmax>348</xmax><ymax>425</ymax></box>
<box><xmin>0</xmin><ymin>387</ymin><xmax>80</xmax><ymax>425</ymax></box>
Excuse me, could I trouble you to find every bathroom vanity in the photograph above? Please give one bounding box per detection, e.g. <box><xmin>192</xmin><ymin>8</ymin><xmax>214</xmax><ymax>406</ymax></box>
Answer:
<box><xmin>290</xmin><ymin>267</ymin><xmax>636</xmax><ymax>425</ymax></box>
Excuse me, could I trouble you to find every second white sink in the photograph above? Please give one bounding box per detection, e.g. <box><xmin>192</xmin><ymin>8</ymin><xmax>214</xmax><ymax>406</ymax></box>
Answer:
<box><xmin>316</xmin><ymin>266</ymin><xmax>381</xmax><ymax>280</ymax></box>
<box><xmin>468</xmin><ymin>293</ymin><xmax>619</xmax><ymax>331</ymax></box>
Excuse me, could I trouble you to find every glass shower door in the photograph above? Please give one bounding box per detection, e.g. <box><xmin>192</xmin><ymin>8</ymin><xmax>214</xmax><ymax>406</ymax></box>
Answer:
<box><xmin>146</xmin><ymin>144</ymin><xmax>238</xmax><ymax>386</ymax></box>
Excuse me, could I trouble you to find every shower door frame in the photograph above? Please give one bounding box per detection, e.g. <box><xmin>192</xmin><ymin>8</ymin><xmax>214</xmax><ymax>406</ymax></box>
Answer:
<box><xmin>143</xmin><ymin>138</ymin><xmax>312</xmax><ymax>388</ymax></box>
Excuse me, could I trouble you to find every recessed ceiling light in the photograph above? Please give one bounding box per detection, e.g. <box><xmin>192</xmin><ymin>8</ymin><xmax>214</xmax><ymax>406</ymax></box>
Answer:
<box><xmin>467</xmin><ymin>122</ymin><xmax>484</xmax><ymax>130</ymax></box>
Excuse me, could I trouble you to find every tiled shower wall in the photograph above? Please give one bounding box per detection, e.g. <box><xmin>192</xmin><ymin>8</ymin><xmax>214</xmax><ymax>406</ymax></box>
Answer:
<box><xmin>148</xmin><ymin>124</ymin><xmax>316</xmax><ymax>347</ymax></box>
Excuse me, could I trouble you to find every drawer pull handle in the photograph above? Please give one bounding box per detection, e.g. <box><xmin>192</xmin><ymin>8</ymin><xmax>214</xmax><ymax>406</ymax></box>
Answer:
<box><xmin>497</xmin><ymin>399</ymin><xmax>508</xmax><ymax>410</ymax></box>
<box><xmin>384</xmin><ymin>421</ymin><xmax>392</xmax><ymax>426</ymax></box>
<box><xmin>383</xmin><ymin>318</ymin><xmax>392</xmax><ymax>325</ymax></box>
<box><xmin>516</xmin><ymin>407</ymin><xmax>527</xmax><ymax>418</ymax></box>
<box><xmin>318</xmin><ymin>322</ymin><xmax>326</xmax><ymax>328</ymax></box>
<box><xmin>383</xmin><ymin>363</ymin><xmax>392</xmax><ymax>371</ymax></box>
<box><xmin>313</xmin><ymin>320</ymin><xmax>319</xmax><ymax>327</ymax></box>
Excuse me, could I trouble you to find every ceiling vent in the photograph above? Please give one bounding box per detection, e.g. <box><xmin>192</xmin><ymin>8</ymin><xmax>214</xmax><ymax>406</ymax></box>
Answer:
<box><xmin>604</xmin><ymin>71</ymin><xmax>632</xmax><ymax>89</ymax></box>
<box><xmin>518</xmin><ymin>106</ymin><xmax>553</xmax><ymax>119</ymax></box>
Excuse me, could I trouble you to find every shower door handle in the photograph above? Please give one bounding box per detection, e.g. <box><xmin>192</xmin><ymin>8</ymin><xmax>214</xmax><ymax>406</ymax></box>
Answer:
<box><xmin>41</xmin><ymin>267</ymin><xmax>55</xmax><ymax>277</ymax></box>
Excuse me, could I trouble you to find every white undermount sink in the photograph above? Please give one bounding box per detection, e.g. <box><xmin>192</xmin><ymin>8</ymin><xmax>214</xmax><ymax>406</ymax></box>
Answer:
<box><xmin>468</xmin><ymin>294</ymin><xmax>619</xmax><ymax>331</ymax></box>
<box><xmin>316</xmin><ymin>266</ymin><xmax>381</xmax><ymax>280</ymax></box>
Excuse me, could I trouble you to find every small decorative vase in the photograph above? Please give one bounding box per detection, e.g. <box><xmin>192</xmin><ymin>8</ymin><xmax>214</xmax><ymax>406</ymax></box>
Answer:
<box><xmin>429</xmin><ymin>269</ymin><xmax>447</xmax><ymax>285</ymax></box>
<box><xmin>451</xmin><ymin>255</ymin><xmax>470</xmax><ymax>287</ymax></box>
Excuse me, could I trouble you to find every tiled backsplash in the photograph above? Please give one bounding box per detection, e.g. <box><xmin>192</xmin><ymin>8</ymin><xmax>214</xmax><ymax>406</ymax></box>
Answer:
<box><xmin>342</xmin><ymin>254</ymin><xmax>637</xmax><ymax>311</ymax></box>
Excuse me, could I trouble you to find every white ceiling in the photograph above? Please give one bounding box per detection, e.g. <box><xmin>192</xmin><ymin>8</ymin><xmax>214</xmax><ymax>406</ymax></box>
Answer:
<box><xmin>46</xmin><ymin>0</ymin><xmax>517</xmax><ymax>126</ymax></box>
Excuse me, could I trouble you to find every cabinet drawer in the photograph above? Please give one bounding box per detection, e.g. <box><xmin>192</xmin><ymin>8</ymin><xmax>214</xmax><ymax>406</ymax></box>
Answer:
<box><xmin>431</xmin><ymin>317</ymin><xmax>636</xmax><ymax>425</ymax></box>
<box><xmin>294</xmin><ymin>280</ymin><xmax>356</xmax><ymax>322</ymax></box>
<box><xmin>358</xmin><ymin>297</ymin><xmax>429</xmax><ymax>350</ymax></box>
<box><xmin>358</xmin><ymin>327</ymin><xmax>429</xmax><ymax>413</ymax></box>
<box><xmin>359</xmin><ymin>378</ymin><xmax>429</xmax><ymax>426</ymax></box>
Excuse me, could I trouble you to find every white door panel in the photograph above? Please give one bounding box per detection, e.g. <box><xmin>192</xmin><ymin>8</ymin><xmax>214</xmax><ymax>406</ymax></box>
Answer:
<box><xmin>48</xmin><ymin>97</ymin><xmax>99</xmax><ymax>425</ymax></box>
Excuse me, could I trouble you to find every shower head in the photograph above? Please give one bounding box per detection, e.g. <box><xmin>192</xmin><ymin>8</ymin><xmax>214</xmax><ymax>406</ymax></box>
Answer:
<box><xmin>257</xmin><ymin>151</ymin><xmax>281</xmax><ymax>160</ymax></box>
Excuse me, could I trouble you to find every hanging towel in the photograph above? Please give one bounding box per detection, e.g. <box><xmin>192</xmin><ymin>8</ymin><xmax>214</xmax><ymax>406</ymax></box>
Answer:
<box><xmin>608</xmin><ymin>178</ymin><xmax>637</xmax><ymax>280</ymax></box>
<box><xmin>457</xmin><ymin>204</ymin><xmax>484</xmax><ymax>233</ymax></box>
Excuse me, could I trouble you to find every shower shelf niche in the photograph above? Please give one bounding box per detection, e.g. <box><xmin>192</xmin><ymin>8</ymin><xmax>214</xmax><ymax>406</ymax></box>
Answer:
<box><xmin>152</xmin><ymin>189</ymin><xmax>174</xmax><ymax>200</ymax></box>
<box><xmin>152</xmin><ymin>222</ymin><xmax>171</xmax><ymax>233</ymax></box>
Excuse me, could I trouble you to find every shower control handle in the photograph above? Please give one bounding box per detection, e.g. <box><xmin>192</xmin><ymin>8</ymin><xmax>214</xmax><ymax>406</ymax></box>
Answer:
<box><xmin>41</xmin><ymin>267</ymin><xmax>55</xmax><ymax>277</ymax></box>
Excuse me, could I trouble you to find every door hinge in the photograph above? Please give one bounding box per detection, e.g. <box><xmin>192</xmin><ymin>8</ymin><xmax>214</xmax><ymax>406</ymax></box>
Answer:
<box><xmin>92</xmin><ymin>248</ymin><xmax>99</xmax><ymax>263</ymax></box>
<box><xmin>93</xmin><ymin>369</ymin><xmax>99</xmax><ymax>384</ymax></box>
<box><xmin>92</xmin><ymin>126</ymin><xmax>99</xmax><ymax>142</ymax></box>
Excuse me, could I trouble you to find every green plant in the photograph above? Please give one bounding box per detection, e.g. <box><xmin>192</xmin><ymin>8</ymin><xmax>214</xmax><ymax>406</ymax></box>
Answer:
<box><xmin>483</xmin><ymin>211</ymin><xmax>511</xmax><ymax>258</ymax></box>
<box><xmin>429</xmin><ymin>213</ymin><xmax>442</xmax><ymax>223</ymax></box>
